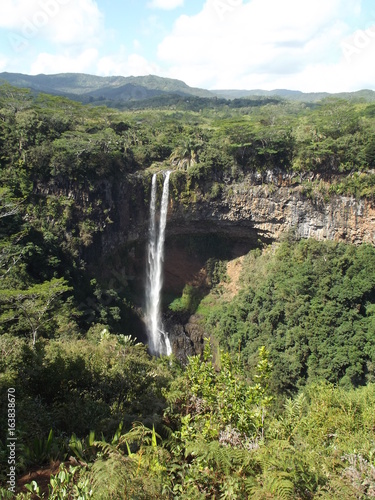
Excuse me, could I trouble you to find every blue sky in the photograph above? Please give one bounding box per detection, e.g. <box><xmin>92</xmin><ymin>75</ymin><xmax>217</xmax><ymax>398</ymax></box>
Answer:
<box><xmin>0</xmin><ymin>0</ymin><xmax>374</xmax><ymax>92</ymax></box>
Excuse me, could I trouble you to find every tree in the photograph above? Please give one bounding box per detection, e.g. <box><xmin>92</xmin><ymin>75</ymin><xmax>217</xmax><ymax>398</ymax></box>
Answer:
<box><xmin>170</xmin><ymin>137</ymin><xmax>202</xmax><ymax>170</ymax></box>
<box><xmin>0</xmin><ymin>277</ymin><xmax>71</xmax><ymax>345</ymax></box>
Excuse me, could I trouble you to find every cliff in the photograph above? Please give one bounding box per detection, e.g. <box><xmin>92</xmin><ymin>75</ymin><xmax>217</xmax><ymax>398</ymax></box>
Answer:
<box><xmin>98</xmin><ymin>170</ymin><xmax>375</xmax><ymax>254</ymax></box>
<box><xmin>169</xmin><ymin>177</ymin><xmax>375</xmax><ymax>246</ymax></box>
<box><xmin>37</xmin><ymin>170</ymin><xmax>374</xmax><ymax>288</ymax></box>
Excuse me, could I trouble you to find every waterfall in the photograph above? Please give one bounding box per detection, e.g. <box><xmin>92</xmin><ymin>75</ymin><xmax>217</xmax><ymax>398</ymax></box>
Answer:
<box><xmin>145</xmin><ymin>171</ymin><xmax>172</xmax><ymax>356</ymax></box>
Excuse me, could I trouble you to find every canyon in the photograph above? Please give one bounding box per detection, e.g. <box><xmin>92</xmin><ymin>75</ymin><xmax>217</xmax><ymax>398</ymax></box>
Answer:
<box><xmin>74</xmin><ymin>169</ymin><xmax>375</xmax><ymax>357</ymax></box>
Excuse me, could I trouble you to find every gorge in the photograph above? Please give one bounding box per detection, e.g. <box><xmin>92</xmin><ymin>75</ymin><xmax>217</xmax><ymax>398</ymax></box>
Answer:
<box><xmin>80</xmin><ymin>168</ymin><xmax>375</xmax><ymax>359</ymax></box>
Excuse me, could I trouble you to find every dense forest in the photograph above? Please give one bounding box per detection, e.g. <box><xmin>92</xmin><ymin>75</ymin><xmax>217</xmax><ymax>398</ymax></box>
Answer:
<box><xmin>1</xmin><ymin>82</ymin><xmax>375</xmax><ymax>498</ymax></box>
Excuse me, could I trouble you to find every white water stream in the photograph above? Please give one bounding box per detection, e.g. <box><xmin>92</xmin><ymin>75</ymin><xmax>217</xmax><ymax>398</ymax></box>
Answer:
<box><xmin>145</xmin><ymin>171</ymin><xmax>172</xmax><ymax>356</ymax></box>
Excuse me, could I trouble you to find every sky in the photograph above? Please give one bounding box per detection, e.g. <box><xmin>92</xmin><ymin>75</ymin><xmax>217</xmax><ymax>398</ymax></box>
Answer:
<box><xmin>0</xmin><ymin>0</ymin><xmax>374</xmax><ymax>92</ymax></box>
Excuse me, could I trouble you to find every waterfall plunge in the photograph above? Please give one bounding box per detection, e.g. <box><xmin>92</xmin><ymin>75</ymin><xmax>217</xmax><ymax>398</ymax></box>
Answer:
<box><xmin>145</xmin><ymin>171</ymin><xmax>172</xmax><ymax>356</ymax></box>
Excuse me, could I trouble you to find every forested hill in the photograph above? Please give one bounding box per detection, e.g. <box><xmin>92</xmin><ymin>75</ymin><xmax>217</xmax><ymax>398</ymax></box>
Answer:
<box><xmin>0</xmin><ymin>72</ymin><xmax>214</xmax><ymax>105</ymax></box>
<box><xmin>214</xmin><ymin>87</ymin><xmax>375</xmax><ymax>102</ymax></box>
<box><xmin>1</xmin><ymin>72</ymin><xmax>375</xmax><ymax>109</ymax></box>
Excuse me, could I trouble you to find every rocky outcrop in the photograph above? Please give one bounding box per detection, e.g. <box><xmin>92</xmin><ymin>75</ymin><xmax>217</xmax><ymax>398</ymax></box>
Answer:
<box><xmin>164</xmin><ymin>313</ymin><xmax>206</xmax><ymax>365</ymax></box>
<box><xmin>168</xmin><ymin>175</ymin><xmax>375</xmax><ymax>246</ymax></box>
<box><xmin>160</xmin><ymin>174</ymin><xmax>375</xmax><ymax>358</ymax></box>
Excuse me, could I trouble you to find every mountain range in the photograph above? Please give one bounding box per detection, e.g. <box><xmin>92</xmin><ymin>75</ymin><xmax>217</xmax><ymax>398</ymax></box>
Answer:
<box><xmin>1</xmin><ymin>71</ymin><xmax>374</xmax><ymax>106</ymax></box>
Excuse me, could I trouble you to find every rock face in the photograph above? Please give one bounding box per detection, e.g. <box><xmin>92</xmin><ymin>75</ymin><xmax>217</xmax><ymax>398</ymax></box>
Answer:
<box><xmin>163</xmin><ymin>313</ymin><xmax>206</xmax><ymax>365</ymax></box>
<box><xmin>98</xmin><ymin>171</ymin><xmax>375</xmax><ymax>255</ymax></box>
<box><xmin>167</xmin><ymin>177</ymin><xmax>375</xmax><ymax>247</ymax></box>
<box><xmin>36</xmin><ymin>168</ymin><xmax>375</xmax><ymax>259</ymax></box>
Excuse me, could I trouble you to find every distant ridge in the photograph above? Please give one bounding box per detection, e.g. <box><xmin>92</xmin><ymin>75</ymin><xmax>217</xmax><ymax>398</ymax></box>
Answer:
<box><xmin>212</xmin><ymin>88</ymin><xmax>375</xmax><ymax>102</ymax></box>
<box><xmin>0</xmin><ymin>72</ymin><xmax>214</xmax><ymax>101</ymax></box>
<box><xmin>0</xmin><ymin>72</ymin><xmax>374</xmax><ymax>105</ymax></box>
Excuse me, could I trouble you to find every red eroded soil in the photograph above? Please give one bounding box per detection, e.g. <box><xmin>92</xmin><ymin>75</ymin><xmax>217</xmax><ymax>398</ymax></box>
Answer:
<box><xmin>16</xmin><ymin>460</ymin><xmax>68</xmax><ymax>498</ymax></box>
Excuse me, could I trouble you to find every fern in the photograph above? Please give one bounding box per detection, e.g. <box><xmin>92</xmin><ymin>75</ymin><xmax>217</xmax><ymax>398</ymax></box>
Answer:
<box><xmin>247</xmin><ymin>439</ymin><xmax>324</xmax><ymax>499</ymax></box>
<box><xmin>315</xmin><ymin>475</ymin><xmax>362</xmax><ymax>499</ymax></box>
<box><xmin>248</xmin><ymin>442</ymin><xmax>295</xmax><ymax>499</ymax></box>
<box><xmin>269</xmin><ymin>393</ymin><xmax>307</xmax><ymax>443</ymax></box>
<box><xmin>90</xmin><ymin>446</ymin><xmax>167</xmax><ymax>499</ymax></box>
<box><xmin>181</xmin><ymin>439</ymin><xmax>259</xmax><ymax>498</ymax></box>
<box><xmin>186</xmin><ymin>439</ymin><xmax>232</xmax><ymax>475</ymax></box>
<box><xmin>267</xmin><ymin>471</ymin><xmax>295</xmax><ymax>500</ymax></box>
<box><xmin>89</xmin><ymin>423</ymin><xmax>168</xmax><ymax>499</ymax></box>
<box><xmin>89</xmin><ymin>449</ymin><xmax>137</xmax><ymax>499</ymax></box>
<box><xmin>246</xmin><ymin>468</ymin><xmax>295</xmax><ymax>499</ymax></box>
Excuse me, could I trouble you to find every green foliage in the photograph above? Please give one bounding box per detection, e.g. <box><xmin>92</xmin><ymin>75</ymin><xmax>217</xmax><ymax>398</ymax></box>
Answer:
<box><xmin>0</xmin><ymin>488</ymin><xmax>29</xmax><ymax>499</ymax></box>
<box><xmin>0</xmin><ymin>278</ymin><xmax>72</xmax><ymax>344</ymax></box>
<box><xmin>206</xmin><ymin>257</ymin><xmax>228</xmax><ymax>286</ymax></box>
<box><xmin>203</xmin><ymin>240</ymin><xmax>375</xmax><ymax>394</ymax></box>
<box><xmin>168</xmin><ymin>284</ymin><xmax>203</xmax><ymax>314</ymax></box>
<box><xmin>19</xmin><ymin>334</ymin><xmax>172</xmax><ymax>436</ymax></box>
<box><xmin>297</xmin><ymin>382</ymin><xmax>375</xmax><ymax>457</ymax></box>
<box><xmin>2</xmin><ymin>84</ymin><xmax>375</xmax><ymax>218</ymax></box>
<box><xmin>23</xmin><ymin>429</ymin><xmax>62</xmax><ymax>466</ymax></box>
<box><xmin>261</xmin><ymin>383</ymin><xmax>375</xmax><ymax>499</ymax></box>
<box><xmin>246</xmin><ymin>440</ymin><xmax>322</xmax><ymax>499</ymax></box>
<box><xmin>89</xmin><ymin>423</ymin><xmax>168</xmax><ymax>499</ymax></box>
<box><xmin>34</xmin><ymin>463</ymin><xmax>93</xmax><ymax>499</ymax></box>
<box><xmin>69</xmin><ymin>430</ymin><xmax>97</xmax><ymax>464</ymax></box>
<box><xmin>0</xmin><ymin>333</ymin><xmax>174</xmax><ymax>482</ymax></box>
<box><xmin>159</xmin><ymin>343</ymin><xmax>273</xmax><ymax>496</ymax></box>
<box><xmin>329</xmin><ymin>172</ymin><xmax>375</xmax><ymax>198</ymax></box>
<box><xmin>183</xmin><ymin>342</ymin><xmax>272</xmax><ymax>438</ymax></box>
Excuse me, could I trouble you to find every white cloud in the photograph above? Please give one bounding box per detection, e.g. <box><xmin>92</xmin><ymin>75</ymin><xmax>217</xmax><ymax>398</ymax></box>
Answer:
<box><xmin>263</xmin><ymin>25</ymin><xmax>375</xmax><ymax>93</ymax></box>
<box><xmin>30</xmin><ymin>48</ymin><xmax>99</xmax><ymax>74</ymax></box>
<box><xmin>47</xmin><ymin>0</ymin><xmax>103</xmax><ymax>46</ymax></box>
<box><xmin>0</xmin><ymin>0</ymin><xmax>103</xmax><ymax>48</ymax></box>
<box><xmin>27</xmin><ymin>44</ymin><xmax>160</xmax><ymax>79</ymax></box>
<box><xmin>97</xmin><ymin>47</ymin><xmax>160</xmax><ymax>76</ymax></box>
<box><xmin>0</xmin><ymin>0</ymin><xmax>39</xmax><ymax>29</ymax></box>
<box><xmin>157</xmin><ymin>0</ymin><xmax>370</xmax><ymax>91</ymax></box>
<box><xmin>148</xmin><ymin>0</ymin><xmax>184</xmax><ymax>10</ymax></box>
